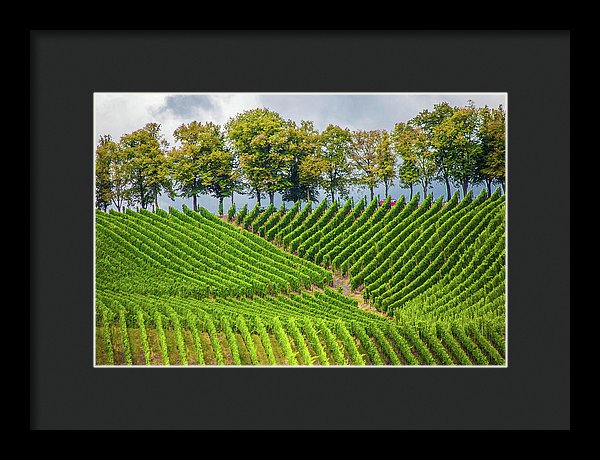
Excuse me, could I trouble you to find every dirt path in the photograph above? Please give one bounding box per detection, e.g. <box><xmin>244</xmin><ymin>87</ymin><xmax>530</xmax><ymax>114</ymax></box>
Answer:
<box><xmin>332</xmin><ymin>273</ymin><xmax>389</xmax><ymax>319</ymax></box>
<box><xmin>217</xmin><ymin>214</ymin><xmax>390</xmax><ymax>320</ymax></box>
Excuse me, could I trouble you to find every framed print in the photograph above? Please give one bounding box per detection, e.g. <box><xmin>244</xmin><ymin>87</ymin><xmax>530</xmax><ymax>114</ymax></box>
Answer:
<box><xmin>31</xmin><ymin>30</ymin><xmax>570</xmax><ymax>430</ymax></box>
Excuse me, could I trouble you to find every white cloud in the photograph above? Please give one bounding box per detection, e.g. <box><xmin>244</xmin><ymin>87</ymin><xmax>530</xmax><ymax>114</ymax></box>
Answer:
<box><xmin>94</xmin><ymin>92</ymin><xmax>507</xmax><ymax>149</ymax></box>
<box><xmin>211</xmin><ymin>93</ymin><xmax>263</xmax><ymax>124</ymax></box>
<box><xmin>94</xmin><ymin>93</ymin><xmax>168</xmax><ymax>142</ymax></box>
<box><xmin>94</xmin><ymin>92</ymin><xmax>266</xmax><ymax>149</ymax></box>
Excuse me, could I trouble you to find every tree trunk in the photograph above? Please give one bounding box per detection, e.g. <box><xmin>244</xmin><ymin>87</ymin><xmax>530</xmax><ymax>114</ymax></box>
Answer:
<box><xmin>409</xmin><ymin>185</ymin><xmax>413</xmax><ymax>200</ymax></box>
<box><xmin>445</xmin><ymin>177</ymin><xmax>451</xmax><ymax>202</ymax></box>
<box><xmin>462</xmin><ymin>179</ymin><xmax>468</xmax><ymax>200</ymax></box>
<box><xmin>218</xmin><ymin>196</ymin><xmax>224</xmax><ymax>215</ymax></box>
<box><xmin>192</xmin><ymin>195</ymin><xmax>197</xmax><ymax>211</ymax></box>
<box><xmin>369</xmin><ymin>187</ymin><xmax>374</xmax><ymax>202</ymax></box>
<box><xmin>269</xmin><ymin>191</ymin><xmax>275</xmax><ymax>205</ymax></box>
<box><xmin>140</xmin><ymin>183</ymin><xmax>146</xmax><ymax>209</ymax></box>
<box><xmin>307</xmin><ymin>188</ymin><xmax>311</xmax><ymax>203</ymax></box>
<box><xmin>255</xmin><ymin>189</ymin><xmax>261</xmax><ymax>206</ymax></box>
<box><xmin>384</xmin><ymin>181</ymin><xmax>389</xmax><ymax>198</ymax></box>
<box><xmin>330</xmin><ymin>189</ymin><xmax>335</xmax><ymax>204</ymax></box>
<box><xmin>231</xmin><ymin>192</ymin><xmax>234</xmax><ymax>206</ymax></box>
<box><xmin>486</xmin><ymin>179</ymin><xmax>492</xmax><ymax>197</ymax></box>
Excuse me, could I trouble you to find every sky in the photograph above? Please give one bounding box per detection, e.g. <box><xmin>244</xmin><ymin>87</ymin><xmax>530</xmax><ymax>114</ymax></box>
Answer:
<box><xmin>94</xmin><ymin>92</ymin><xmax>507</xmax><ymax>213</ymax></box>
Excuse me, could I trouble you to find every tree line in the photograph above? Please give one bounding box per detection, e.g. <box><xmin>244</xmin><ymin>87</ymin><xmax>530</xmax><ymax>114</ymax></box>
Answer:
<box><xmin>95</xmin><ymin>100</ymin><xmax>505</xmax><ymax>214</ymax></box>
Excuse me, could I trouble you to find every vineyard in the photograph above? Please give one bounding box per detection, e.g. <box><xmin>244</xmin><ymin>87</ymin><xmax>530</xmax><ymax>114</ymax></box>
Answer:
<box><xmin>95</xmin><ymin>190</ymin><xmax>506</xmax><ymax>366</ymax></box>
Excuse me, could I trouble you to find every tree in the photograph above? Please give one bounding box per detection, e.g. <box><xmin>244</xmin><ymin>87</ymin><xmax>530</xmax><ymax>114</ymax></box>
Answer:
<box><xmin>298</xmin><ymin>152</ymin><xmax>325</xmax><ymax>203</ymax></box>
<box><xmin>350</xmin><ymin>129</ymin><xmax>382</xmax><ymax>202</ymax></box>
<box><xmin>375</xmin><ymin>130</ymin><xmax>396</xmax><ymax>198</ymax></box>
<box><xmin>398</xmin><ymin>157</ymin><xmax>419</xmax><ymax>200</ymax></box>
<box><xmin>279</xmin><ymin>120</ymin><xmax>321</xmax><ymax>204</ymax></box>
<box><xmin>178</xmin><ymin>122</ymin><xmax>239</xmax><ymax>215</ymax></box>
<box><xmin>435</xmin><ymin>101</ymin><xmax>484</xmax><ymax>198</ymax></box>
<box><xmin>478</xmin><ymin>104</ymin><xmax>506</xmax><ymax>194</ymax></box>
<box><xmin>144</xmin><ymin>123</ymin><xmax>172</xmax><ymax>211</ymax></box>
<box><xmin>119</xmin><ymin>123</ymin><xmax>170</xmax><ymax>211</ymax></box>
<box><xmin>201</xmin><ymin>146</ymin><xmax>238</xmax><ymax>215</ymax></box>
<box><xmin>392</xmin><ymin>122</ymin><xmax>436</xmax><ymax>200</ymax></box>
<box><xmin>225</xmin><ymin>108</ymin><xmax>292</xmax><ymax>206</ymax></box>
<box><xmin>318</xmin><ymin>124</ymin><xmax>354</xmax><ymax>203</ymax></box>
<box><xmin>411</xmin><ymin>102</ymin><xmax>456</xmax><ymax>200</ymax></box>
<box><xmin>95</xmin><ymin>134</ymin><xmax>118</xmax><ymax>211</ymax></box>
<box><xmin>170</xmin><ymin>121</ymin><xmax>223</xmax><ymax>211</ymax></box>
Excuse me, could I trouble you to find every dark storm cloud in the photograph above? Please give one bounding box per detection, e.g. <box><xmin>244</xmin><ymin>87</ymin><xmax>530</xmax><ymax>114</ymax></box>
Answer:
<box><xmin>155</xmin><ymin>94</ymin><xmax>218</xmax><ymax>118</ymax></box>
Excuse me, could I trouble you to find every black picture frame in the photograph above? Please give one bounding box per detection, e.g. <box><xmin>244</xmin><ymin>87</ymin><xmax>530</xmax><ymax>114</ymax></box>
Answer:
<box><xmin>30</xmin><ymin>30</ymin><xmax>570</xmax><ymax>430</ymax></box>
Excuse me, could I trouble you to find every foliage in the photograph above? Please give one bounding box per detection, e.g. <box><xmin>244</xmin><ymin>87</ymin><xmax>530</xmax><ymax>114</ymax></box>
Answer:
<box><xmin>120</xmin><ymin>123</ymin><xmax>171</xmax><ymax>211</ymax></box>
<box><xmin>392</xmin><ymin>122</ymin><xmax>436</xmax><ymax>199</ymax></box>
<box><xmin>349</xmin><ymin>129</ymin><xmax>383</xmax><ymax>201</ymax></box>
<box><xmin>96</xmin><ymin>102</ymin><xmax>504</xmax><ymax>213</ymax></box>
<box><xmin>478</xmin><ymin>105</ymin><xmax>506</xmax><ymax>192</ymax></box>
<box><xmin>434</xmin><ymin>101</ymin><xmax>484</xmax><ymax>198</ymax></box>
<box><xmin>317</xmin><ymin>124</ymin><xmax>354</xmax><ymax>203</ymax></box>
<box><xmin>170</xmin><ymin>121</ymin><xmax>236</xmax><ymax>211</ymax></box>
<box><xmin>225</xmin><ymin>108</ymin><xmax>292</xmax><ymax>205</ymax></box>
<box><xmin>279</xmin><ymin>120</ymin><xmax>321</xmax><ymax>203</ymax></box>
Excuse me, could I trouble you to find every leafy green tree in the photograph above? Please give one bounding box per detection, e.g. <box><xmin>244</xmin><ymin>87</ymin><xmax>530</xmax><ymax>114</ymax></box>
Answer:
<box><xmin>279</xmin><ymin>120</ymin><xmax>321</xmax><ymax>204</ymax></box>
<box><xmin>350</xmin><ymin>129</ymin><xmax>385</xmax><ymax>202</ymax></box>
<box><xmin>95</xmin><ymin>134</ymin><xmax>119</xmax><ymax>211</ymax></box>
<box><xmin>398</xmin><ymin>157</ymin><xmax>419</xmax><ymax>200</ymax></box>
<box><xmin>392</xmin><ymin>122</ymin><xmax>435</xmax><ymax>200</ymax></box>
<box><xmin>478</xmin><ymin>105</ymin><xmax>506</xmax><ymax>194</ymax></box>
<box><xmin>169</xmin><ymin>121</ymin><xmax>210</xmax><ymax>210</ymax></box>
<box><xmin>169</xmin><ymin>121</ymin><xmax>223</xmax><ymax>211</ymax></box>
<box><xmin>375</xmin><ymin>130</ymin><xmax>396</xmax><ymax>198</ymax></box>
<box><xmin>318</xmin><ymin>124</ymin><xmax>354</xmax><ymax>203</ymax></box>
<box><xmin>298</xmin><ymin>149</ymin><xmax>326</xmax><ymax>203</ymax></box>
<box><xmin>414</xmin><ymin>143</ymin><xmax>437</xmax><ymax>199</ymax></box>
<box><xmin>190</xmin><ymin>124</ymin><xmax>239</xmax><ymax>215</ymax></box>
<box><xmin>411</xmin><ymin>102</ymin><xmax>456</xmax><ymax>200</ymax></box>
<box><xmin>120</xmin><ymin>123</ymin><xmax>170</xmax><ymax>211</ymax></box>
<box><xmin>222</xmin><ymin>142</ymin><xmax>246</xmax><ymax>208</ymax></box>
<box><xmin>202</xmin><ymin>147</ymin><xmax>238</xmax><ymax>215</ymax></box>
<box><xmin>225</xmin><ymin>108</ymin><xmax>292</xmax><ymax>206</ymax></box>
<box><xmin>144</xmin><ymin>123</ymin><xmax>172</xmax><ymax>211</ymax></box>
<box><xmin>435</xmin><ymin>101</ymin><xmax>484</xmax><ymax>198</ymax></box>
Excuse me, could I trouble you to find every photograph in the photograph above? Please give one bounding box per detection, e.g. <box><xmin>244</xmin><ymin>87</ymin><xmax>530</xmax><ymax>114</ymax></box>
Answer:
<box><xmin>94</xmin><ymin>92</ymin><xmax>507</xmax><ymax>367</ymax></box>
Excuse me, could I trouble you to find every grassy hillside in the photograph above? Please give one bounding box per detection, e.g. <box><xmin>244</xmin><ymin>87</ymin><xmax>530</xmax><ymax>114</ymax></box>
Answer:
<box><xmin>237</xmin><ymin>190</ymin><xmax>505</xmax><ymax>323</ymax></box>
<box><xmin>95</xmin><ymin>192</ymin><xmax>506</xmax><ymax>366</ymax></box>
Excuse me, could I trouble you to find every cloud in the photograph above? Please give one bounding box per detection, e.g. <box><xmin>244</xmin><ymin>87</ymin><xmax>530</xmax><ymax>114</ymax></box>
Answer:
<box><xmin>94</xmin><ymin>92</ymin><xmax>507</xmax><ymax>149</ymax></box>
<box><xmin>94</xmin><ymin>93</ymin><xmax>169</xmax><ymax>144</ymax></box>
<box><xmin>154</xmin><ymin>95</ymin><xmax>217</xmax><ymax>119</ymax></box>
<box><xmin>256</xmin><ymin>93</ymin><xmax>506</xmax><ymax>133</ymax></box>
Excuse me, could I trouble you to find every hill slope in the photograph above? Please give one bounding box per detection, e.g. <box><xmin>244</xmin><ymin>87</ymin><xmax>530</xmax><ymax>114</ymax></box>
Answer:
<box><xmin>95</xmin><ymin>196</ymin><xmax>506</xmax><ymax>366</ymax></box>
<box><xmin>239</xmin><ymin>190</ymin><xmax>505</xmax><ymax>324</ymax></box>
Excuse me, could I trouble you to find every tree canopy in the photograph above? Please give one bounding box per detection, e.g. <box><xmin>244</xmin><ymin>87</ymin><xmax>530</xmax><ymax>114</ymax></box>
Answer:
<box><xmin>225</xmin><ymin>108</ymin><xmax>292</xmax><ymax>206</ymax></box>
<box><xmin>96</xmin><ymin>101</ymin><xmax>505</xmax><ymax>213</ymax></box>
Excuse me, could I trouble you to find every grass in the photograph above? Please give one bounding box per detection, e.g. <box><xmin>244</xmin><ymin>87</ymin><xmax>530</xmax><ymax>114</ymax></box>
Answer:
<box><xmin>96</xmin><ymin>325</ymin><xmax>458</xmax><ymax>366</ymax></box>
